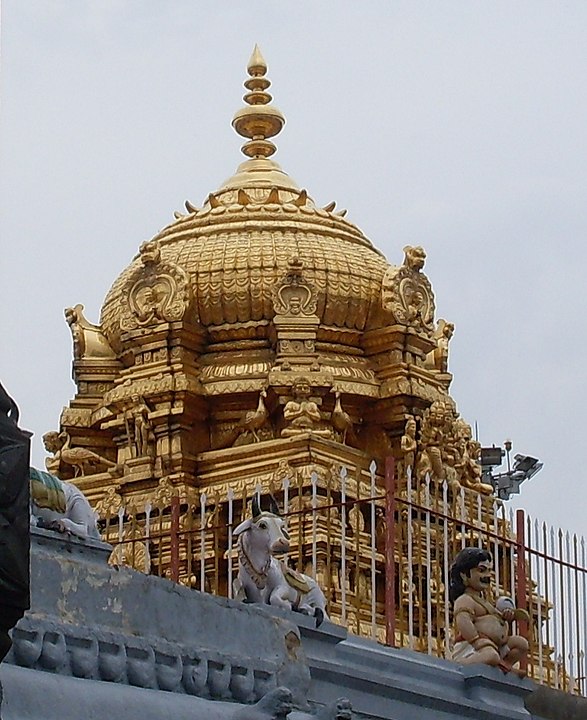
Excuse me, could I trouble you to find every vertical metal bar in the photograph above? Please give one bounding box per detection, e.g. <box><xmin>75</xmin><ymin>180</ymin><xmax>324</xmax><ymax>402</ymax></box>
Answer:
<box><xmin>186</xmin><ymin>498</ymin><xmax>193</xmax><ymax>586</ymax></box>
<box><xmin>442</xmin><ymin>480</ymin><xmax>450</xmax><ymax>659</ymax></box>
<box><xmin>199</xmin><ymin>493</ymin><xmax>207</xmax><ymax>592</ymax></box>
<box><xmin>515</xmin><ymin>509</ymin><xmax>529</xmax><ymax>677</ymax></box>
<box><xmin>384</xmin><ymin>456</ymin><xmax>396</xmax><ymax>647</ymax></box>
<box><xmin>558</xmin><ymin>529</ymin><xmax>567</xmax><ymax>689</ymax></box>
<box><xmin>509</xmin><ymin>509</ymin><xmax>516</xmax><ymax>605</ymax></box>
<box><xmin>573</xmin><ymin>533</ymin><xmax>581</xmax><ymax>694</ymax></box>
<box><xmin>493</xmin><ymin>499</ymin><xmax>501</xmax><ymax>596</ymax></box>
<box><xmin>170</xmin><ymin>495</ymin><xmax>180</xmax><ymax>583</ymax></box>
<box><xmin>425</xmin><ymin>474</ymin><xmax>432</xmax><ymax>655</ymax></box>
<box><xmin>144</xmin><ymin>502</ymin><xmax>152</xmax><ymax>574</ymax></box>
<box><xmin>542</xmin><ymin>522</ymin><xmax>551</xmax><ymax>687</ymax></box>
<box><xmin>370</xmin><ymin>460</ymin><xmax>377</xmax><ymax>641</ymax></box>
<box><xmin>407</xmin><ymin>469</ymin><xmax>414</xmax><ymax>650</ymax></box>
<box><xmin>581</xmin><ymin>537</ymin><xmax>587</xmax><ymax>696</ymax></box>
<box><xmin>340</xmin><ymin>466</ymin><xmax>348</xmax><ymax>626</ymax></box>
<box><xmin>565</xmin><ymin>531</ymin><xmax>574</xmax><ymax>690</ymax></box>
<box><xmin>550</xmin><ymin>526</ymin><xmax>559</xmax><ymax>689</ymax></box>
<box><xmin>353</xmin><ymin>466</ymin><xmax>362</xmax><ymax>635</ymax></box>
<box><xmin>117</xmin><ymin>506</ymin><xmax>125</xmax><ymax>544</ymax></box>
<box><xmin>227</xmin><ymin>489</ymin><xmax>234</xmax><ymax>599</ymax></box>
<box><xmin>311</xmin><ymin>472</ymin><xmax>318</xmax><ymax>579</ymax></box>
<box><xmin>325</xmin><ymin>469</ymin><xmax>333</xmax><ymax>619</ymax></box>
<box><xmin>533</xmin><ymin>519</ymin><xmax>544</xmax><ymax>680</ymax></box>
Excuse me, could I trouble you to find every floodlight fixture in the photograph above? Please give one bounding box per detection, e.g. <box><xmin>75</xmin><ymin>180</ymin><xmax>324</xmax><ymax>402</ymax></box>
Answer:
<box><xmin>482</xmin><ymin>441</ymin><xmax>543</xmax><ymax>500</ymax></box>
<box><xmin>481</xmin><ymin>446</ymin><xmax>504</xmax><ymax>468</ymax></box>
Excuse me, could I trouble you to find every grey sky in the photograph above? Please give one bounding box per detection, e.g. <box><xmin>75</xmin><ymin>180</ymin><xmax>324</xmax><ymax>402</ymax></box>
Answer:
<box><xmin>1</xmin><ymin>2</ymin><xmax>586</xmax><ymax>534</ymax></box>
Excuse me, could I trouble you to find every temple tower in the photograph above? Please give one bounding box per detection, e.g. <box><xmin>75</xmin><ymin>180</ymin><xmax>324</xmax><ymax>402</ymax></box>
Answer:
<box><xmin>46</xmin><ymin>48</ymin><xmax>526</xmax><ymax>646</ymax></box>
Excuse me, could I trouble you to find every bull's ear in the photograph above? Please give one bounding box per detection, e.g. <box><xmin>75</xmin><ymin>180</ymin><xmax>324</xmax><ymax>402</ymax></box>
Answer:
<box><xmin>269</xmin><ymin>494</ymin><xmax>280</xmax><ymax>516</ymax></box>
<box><xmin>233</xmin><ymin>519</ymin><xmax>252</xmax><ymax>536</ymax></box>
<box><xmin>251</xmin><ymin>495</ymin><xmax>261</xmax><ymax>518</ymax></box>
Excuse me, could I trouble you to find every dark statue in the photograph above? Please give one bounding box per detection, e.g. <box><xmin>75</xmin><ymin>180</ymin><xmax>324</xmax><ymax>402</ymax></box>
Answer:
<box><xmin>0</xmin><ymin>381</ymin><xmax>31</xmax><ymax>661</ymax></box>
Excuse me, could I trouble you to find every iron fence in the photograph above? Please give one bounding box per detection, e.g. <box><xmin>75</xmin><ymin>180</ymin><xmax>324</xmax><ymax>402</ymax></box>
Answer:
<box><xmin>98</xmin><ymin>459</ymin><xmax>587</xmax><ymax>694</ymax></box>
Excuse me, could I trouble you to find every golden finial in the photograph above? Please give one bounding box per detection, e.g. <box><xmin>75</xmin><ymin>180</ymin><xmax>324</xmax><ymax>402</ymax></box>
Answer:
<box><xmin>232</xmin><ymin>45</ymin><xmax>285</xmax><ymax>159</ymax></box>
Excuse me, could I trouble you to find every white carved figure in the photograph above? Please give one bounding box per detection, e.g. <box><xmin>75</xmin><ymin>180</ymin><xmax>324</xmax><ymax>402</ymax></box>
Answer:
<box><xmin>29</xmin><ymin>467</ymin><xmax>100</xmax><ymax>540</ymax></box>
<box><xmin>233</xmin><ymin>496</ymin><xmax>328</xmax><ymax>626</ymax></box>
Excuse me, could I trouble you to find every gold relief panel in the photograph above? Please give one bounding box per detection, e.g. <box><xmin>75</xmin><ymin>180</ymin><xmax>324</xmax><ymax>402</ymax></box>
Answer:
<box><xmin>119</xmin><ymin>240</ymin><xmax>192</xmax><ymax>332</ymax></box>
<box><xmin>381</xmin><ymin>246</ymin><xmax>435</xmax><ymax>336</ymax></box>
<box><xmin>200</xmin><ymin>361</ymin><xmax>271</xmax><ymax>381</ymax></box>
<box><xmin>60</xmin><ymin>407</ymin><xmax>93</xmax><ymax>428</ymax></box>
<box><xmin>272</xmin><ymin>257</ymin><xmax>318</xmax><ymax>317</ymax></box>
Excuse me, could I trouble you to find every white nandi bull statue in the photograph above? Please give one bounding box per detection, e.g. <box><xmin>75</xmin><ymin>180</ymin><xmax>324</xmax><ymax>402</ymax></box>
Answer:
<box><xmin>29</xmin><ymin>467</ymin><xmax>100</xmax><ymax>540</ymax></box>
<box><xmin>233</xmin><ymin>495</ymin><xmax>328</xmax><ymax>626</ymax></box>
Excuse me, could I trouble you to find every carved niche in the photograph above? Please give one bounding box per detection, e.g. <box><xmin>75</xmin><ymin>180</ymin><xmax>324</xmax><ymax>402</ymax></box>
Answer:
<box><xmin>120</xmin><ymin>240</ymin><xmax>191</xmax><ymax>331</ymax></box>
<box><xmin>272</xmin><ymin>257</ymin><xmax>320</xmax><ymax>367</ymax></box>
<box><xmin>272</xmin><ymin>256</ymin><xmax>318</xmax><ymax>317</ymax></box>
<box><xmin>381</xmin><ymin>245</ymin><xmax>435</xmax><ymax>336</ymax></box>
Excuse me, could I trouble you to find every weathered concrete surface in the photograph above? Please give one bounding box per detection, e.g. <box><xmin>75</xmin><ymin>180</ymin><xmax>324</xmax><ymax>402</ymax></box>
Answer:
<box><xmin>524</xmin><ymin>684</ymin><xmax>587</xmax><ymax>720</ymax></box>
<box><xmin>285</xmin><ymin>610</ymin><xmax>540</xmax><ymax>720</ymax></box>
<box><xmin>3</xmin><ymin>528</ymin><xmax>310</xmax><ymax>712</ymax></box>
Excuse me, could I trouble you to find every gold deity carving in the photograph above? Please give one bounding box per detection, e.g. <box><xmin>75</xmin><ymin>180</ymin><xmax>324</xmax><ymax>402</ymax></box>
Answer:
<box><xmin>425</xmin><ymin>319</ymin><xmax>455</xmax><ymax>373</ymax></box>
<box><xmin>281</xmin><ymin>377</ymin><xmax>332</xmax><ymax>438</ymax></box>
<box><xmin>124</xmin><ymin>395</ymin><xmax>156</xmax><ymax>458</ymax></box>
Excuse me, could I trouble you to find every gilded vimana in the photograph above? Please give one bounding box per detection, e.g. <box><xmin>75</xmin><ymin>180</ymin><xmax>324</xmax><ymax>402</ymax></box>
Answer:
<box><xmin>35</xmin><ymin>47</ymin><xmax>549</xmax><ymax>671</ymax></box>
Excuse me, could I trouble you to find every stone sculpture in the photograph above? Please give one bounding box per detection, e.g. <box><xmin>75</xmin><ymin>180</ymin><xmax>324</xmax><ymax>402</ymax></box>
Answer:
<box><xmin>233</xmin><ymin>496</ymin><xmax>328</xmax><ymax>625</ymax></box>
<box><xmin>0</xmin><ymin>381</ymin><xmax>30</xmax><ymax>662</ymax></box>
<box><xmin>29</xmin><ymin>467</ymin><xmax>100</xmax><ymax>540</ymax></box>
<box><xmin>449</xmin><ymin>547</ymin><xmax>528</xmax><ymax>675</ymax></box>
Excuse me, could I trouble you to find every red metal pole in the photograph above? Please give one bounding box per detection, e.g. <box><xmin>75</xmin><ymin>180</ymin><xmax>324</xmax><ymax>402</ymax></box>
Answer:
<box><xmin>170</xmin><ymin>495</ymin><xmax>180</xmax><ymax>583</ymax></box>
<box><xmin>515</xmin><ymin>508</ymin><xmax>529</xmax><ymax>673</ymax></box>
<box><xmin>385</xmin><ymin>456</ymin><xmax>397</xmax><ymax>647</ymax></box>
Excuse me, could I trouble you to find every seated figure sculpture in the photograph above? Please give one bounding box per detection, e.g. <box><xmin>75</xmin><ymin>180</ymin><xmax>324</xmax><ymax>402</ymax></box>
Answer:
<box><xmin>281</xmin><ymin>378</ymin><xmax>331</xmax><ymax>438</ymax></box>
<box><xmin>449</xmin><ymin>547</ymin><xmax>528</xmax><ymax>674</ymax></box>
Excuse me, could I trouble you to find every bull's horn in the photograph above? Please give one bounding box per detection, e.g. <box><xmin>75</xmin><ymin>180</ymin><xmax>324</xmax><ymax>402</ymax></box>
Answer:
<box><xmin>268</xmin><ymin>494</ymin><xmax>280</xmax><ymax>516</ymax></box>
<box><xmin>251</xmin><ymin>495</ymin><xmax>261</xmax><ymax>519</ymax></box>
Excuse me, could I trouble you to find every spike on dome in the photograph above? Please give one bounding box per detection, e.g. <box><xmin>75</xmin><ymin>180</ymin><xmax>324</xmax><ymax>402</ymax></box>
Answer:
<box><xmin>232</xmin><ymin>45</ymin><xmax>285</xmax><ymax>160</ymax></box>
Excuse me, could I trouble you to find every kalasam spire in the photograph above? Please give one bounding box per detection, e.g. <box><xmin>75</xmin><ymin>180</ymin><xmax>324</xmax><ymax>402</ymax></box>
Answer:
<box><xmin>232</xmin><ymin>44</ymin><xmax>286</xmax><ymax>160</ymax></box>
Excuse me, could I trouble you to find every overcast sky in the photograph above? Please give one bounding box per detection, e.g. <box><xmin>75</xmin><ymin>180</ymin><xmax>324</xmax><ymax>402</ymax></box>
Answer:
<box><xmin>1</xmin><ymin>2</ymin><xmax>586</xmax><ymax>536</ymax></box>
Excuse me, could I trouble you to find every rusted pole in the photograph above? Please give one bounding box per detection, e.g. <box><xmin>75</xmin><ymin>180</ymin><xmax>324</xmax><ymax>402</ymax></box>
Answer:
<box><xmin>170</xmin><ymin>495</ymin><xmax>180</xmax><ymax>583</ymax></box>
<box><xmin>385</xmin><ymin>456</ymin><xmax>397</xmax><ymax>647</ymax></box>
<box><xmin>516</xmin><ymin>508</ymin><xmax>529</xmax><ymax>673</ymax></box>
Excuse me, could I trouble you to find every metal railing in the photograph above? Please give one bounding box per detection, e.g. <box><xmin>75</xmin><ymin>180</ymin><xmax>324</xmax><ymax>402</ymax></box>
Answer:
<box><xmin>98</xmin><ymin>459</ymin><xmax>587</xmax><ymax>694</ymax></box>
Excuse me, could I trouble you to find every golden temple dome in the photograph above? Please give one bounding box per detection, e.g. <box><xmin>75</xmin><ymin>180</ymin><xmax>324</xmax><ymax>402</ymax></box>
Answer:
<box><xmin>100</xmin><ymin>47</ymin><xmax>392</xmax><ymax>361</ymax></box>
